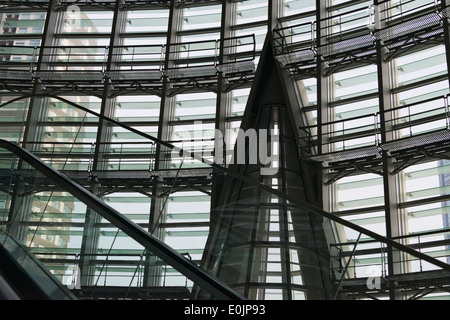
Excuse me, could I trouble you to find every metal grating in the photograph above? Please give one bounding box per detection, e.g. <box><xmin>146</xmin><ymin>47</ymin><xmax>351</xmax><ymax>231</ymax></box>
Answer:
<box><xmin>164</xmin><ymin>65</ymin><xmax>218</xmax><ymax>80</ymax></box>
<box><xmin>317</xmin><ymin>33</ymin><xmax>376</xmax><ymax>58</ymax></box>
<box><xmin>380</xmin><ymin>129</ymin><xmax>450</xmax><ymax>153</ymax></box>
<box><xmin>442</xmin><ymin>6</ymin><xmax>450</xmax><ymax>18</ymax></box>
<box><xmin>274</xmin><ymin>49</ymin><xmax>316</xmax><ymax>67</ymax></box>
<box><xmin>105</xmin><ymin>70</ymin><xmax>163</xmax><ymax>81</ymax></box>
<box><xmin>310</xmin><ymin>145</ymin><xmax>382</xmax><ymax>166</ymax></box>
<box><xmin>154</xmin><ymin>167</ymin><xmax>212</xmax><ymax>179</ymax></box>
<box><xmin>35</xmin><ymin>70</ymin><xmax>104</xmax><ymax>82</ymax></box>
<box><xmin>93</xmin><ymin>170</ymin><xmax>154</xmax><ymax>180</ymax></box>
<box><xmin>326</xmin><ymin>48</ymin><xmax>377</xmax><ymax>68</ymax></box>
<box><xmin>385</xmin><ymin>28</ymin><xmax>444</xmax><ymax>53</ymax></box>
<box><xmin>216</xmin><ymin>60</ymin><xmax>255</xmax><ymax>76</ymax></box>
<box><xmin>375</xmin><ymin>12</ymin><xmax>443</xmax><ymax>43</ymax></box>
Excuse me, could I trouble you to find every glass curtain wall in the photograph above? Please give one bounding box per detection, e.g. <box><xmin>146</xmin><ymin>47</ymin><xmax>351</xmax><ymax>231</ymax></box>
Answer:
<box><xmin>0</xmin><ymin>0</ymin><xmax>449</xmax><ymax>299</ymax></box>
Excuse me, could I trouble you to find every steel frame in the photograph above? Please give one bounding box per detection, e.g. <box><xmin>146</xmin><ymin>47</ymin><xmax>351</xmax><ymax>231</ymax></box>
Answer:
<box><xmin>1</xmin><ymin>0</ymin><xmax>449</xmax><ymax>300</ymax></box>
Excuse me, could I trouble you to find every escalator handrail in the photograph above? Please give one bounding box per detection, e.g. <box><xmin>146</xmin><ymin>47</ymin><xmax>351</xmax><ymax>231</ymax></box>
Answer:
<box><xmin>0</xmin><ymin>139</ymin><xmax>245</xmax><ymax>300</ymax></box>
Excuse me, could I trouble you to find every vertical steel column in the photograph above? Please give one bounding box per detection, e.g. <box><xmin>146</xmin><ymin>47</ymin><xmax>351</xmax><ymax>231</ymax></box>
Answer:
<box><xmin>92</xmin><ymin>0</ymin><xmax>126</xmax><ymax>172</ymax></box>
<box><xmin>78</xmin><ymin>183</ymin><xmax>102</xmax><ymax>286</ymax></box>
<box><xmin>316</xmin><ymin>0</ymin><xmax>332</xmax><ymax>212</ymax></box>
<box><xmin>22</xmin><ymin>0</ymin><xmax>60</xmax><ymax>151</ymax></box>
<box><xmin>209</xmin><ymin>0</ymin><xmax>232</xmax><ymax>238</ymax></box>
<box><xmin>78</xmin><ymin>0</ymin><xmax>126</xmax><ymax>286</ymax></box>
<box><xmin>272</xmin><ymin>8</ymin><xmax>319</xmax><ymax>205</ymax></box>
<box><xmin>216</xmin><ymin>0</ymin><xmax>232</xmax><ymax>136</ymax></box>
<box><xmin>197</xmin><ymin>0</ymin><xmax>232</xmax><ymax>291</ymax></box>
<box><xmin>150</xmin><ymin>0</ymin><xmax>180</xmax><ymax>238</ymax></box>
<box><xmin>144</xmin><ymin>0</ymin><xmax>181</xmax><ymax>287</ymax></box>
<box><xmin>374</xmin><ymin>0</ymin><xmax>404</xmax><ymax>300</ymax></box>
<box><xmin>276</xmin><ymin>105</ymin><xmax>294</xmax><ymax>300</ymax></box>
<box><xmin>155</xmin><ymin>0</ymin><xmax>180</xmax><ymax>172</ymax></box>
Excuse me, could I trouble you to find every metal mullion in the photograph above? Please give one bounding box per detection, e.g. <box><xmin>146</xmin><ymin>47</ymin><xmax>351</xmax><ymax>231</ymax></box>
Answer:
<box><xmin>268</xmin><ymin>0</ymin><xmax>280</xmax><ymax>33</ymax></box>
<box><xmin>229</xmin><ymin>20</ymin><xmax>268</xmax><ymax>32</ymax></box>
<box><xmin>118</xmin><ymin>31</ymin><xmax>168</xmax><ymax>38</ymax></box>
<box><xmin>176</xmin><ymin>27</ymin><xmax>222</xmax><ymax>37</ymax></box>
<box><xmin>156</xmin><ymin>0</ymin><xmax>180</xmax><ymax>172</ymax></box>
<box><xmin>210</xmin><ymin>0</ymin><xmax>231</xmax><ymax>214</ymax></box>
<box><xmin>277</xmin><ymin>105</ymin><xmax>293</xmax><ymax>300</ymax></box>
<box><xmin>374</xmin><ymin>0</ymin><xmax>405</xmax><ymax>300</ymax></box>
<box><xmin>244</xmin><ymin>159</ymin><xmax>264</xmax><ymax>299</ymax></box>
<box><xmin>53</xmin><ymin>32</ymin><xmax>113</xmax><ymax>39</ymax></box>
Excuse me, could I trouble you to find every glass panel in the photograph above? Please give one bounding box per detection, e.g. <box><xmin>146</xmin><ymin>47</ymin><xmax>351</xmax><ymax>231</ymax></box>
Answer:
<box><xmin>282</xmin><ymin>0</ymin><xmax>315</xmax><ymax>16</ymax></box>
<box><xmin>235</xmin><ymin>0</ymin><xmax>268</xmax><ymax>25</ymax></box>
<box><xmin>396</xmin><ymin>46</ymin><xmax>447</xmax><ymax>88</ymax></box>
<box><xmin>181</xmin><ymin>4</ymin><xmax>222</xmax><ymax>31</ymax></box>
<box><xmin>0</xmin><ymin>12</ymin><xmax>46</xmax><ymax>36</ymax></box>
<box><xmin>125</xmin><ymin>10</ymin><xmax>169</xmax><ymax>33</ymax></box>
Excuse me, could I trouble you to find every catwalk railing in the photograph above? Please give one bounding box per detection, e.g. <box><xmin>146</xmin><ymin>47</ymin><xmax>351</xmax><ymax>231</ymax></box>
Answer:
<box><xmin>307</xmin><ymin>94</ymin><xmax>449</xmax><ymax>155</ymax></box>
<box><xmin>331</xmin><ymin>228</ymin><xmax>450</xmax><ymax>278</ymax></box>
<box><xmin>306</xmin><ymin>94</ymin><xmax>450</xmax><ymax>185</ymax></box>
<box><xmin>330</xmin><ymin>228</ymin><xmax>450</xmax><ymax>299</ymax></box>
<box><xmin>273</xmin><ymin>0</ymin><xmax>447</xmax><ymax>75</ymax></box>
<box><xmin>0</xmin><ymin>34</ymin><xmax>256</xmax><ymax>95</ymax></box>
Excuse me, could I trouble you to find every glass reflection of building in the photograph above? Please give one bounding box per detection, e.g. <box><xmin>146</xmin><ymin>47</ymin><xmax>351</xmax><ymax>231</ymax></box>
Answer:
<box><xmin>0</xmin><ymin>0</ymin><xmax>449</xmax><ymax>300</ymax></box>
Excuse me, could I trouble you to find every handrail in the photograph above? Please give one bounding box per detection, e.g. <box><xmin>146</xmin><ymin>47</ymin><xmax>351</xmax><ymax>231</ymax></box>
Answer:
<box><xmin>273</xmin><ymin>0</ymin><xmax>446</xmax><ymax>62</ymax></box>
<box><xmin>1</xmin><ymin>34</ymin><xmax>256</xmax><ymax>75</ymax></box>
<box><xmin>0</xmin><ymin>139</ymin><xmax>245</xmax><ymax>300</ymax></box>
<box><xmin>297</xmin><ymin>95</ymin><xmax>449</xmax><ymax>146</ymax></box>
<box><xmin>333</xmin><ymin>227</ymin><xmax>450</xmax><ymax>248</ymax></box>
